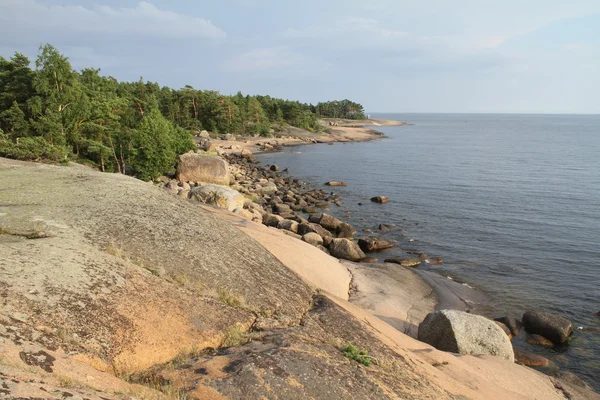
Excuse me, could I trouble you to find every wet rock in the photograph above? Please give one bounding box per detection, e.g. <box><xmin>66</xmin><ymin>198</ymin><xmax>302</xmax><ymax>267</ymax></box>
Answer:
<box><xmin>377</xmin><ymin>224</ymin><xmax>392</xmax><ymax>232</ymax></box>
<box><xmin>526</xmin><ymin>334</ymin><xmax>555</xmax><ymax>348</ymax></box>
<box><xmin>360</xmin><ymin>257</ymin><xmax>379</xmax><ymax>263</ymax></box>
<box><xmin>514</xmin><ymin>350</ymin><xmax>550</xmax><ymax>367</ymax></box>
<box><xmin>328</xmin><ymin>238</ymin><xmax>366</xmax><ymax>261</ymax></box>
<box><xmin>270</xmin><ymin>165</ymin><xmax>280</xmax><ymax>172</ymax></box>
<box><xmin>371</xmin><ymin>196</ymin><xmax>389</xmax><ymax>204</ymax></box>
<box><xmin>418</xmin><ymin>310</ymin><xmax>514</xmax><ymax>362</ymax></box>
<box><xmin>418</xmin><ymin>253</ymin><xmax>429</xmax><ymax>260</ymax></box>
<box><xmin>358</xmin><ymin>238</ymin><xmax>394</xmax><ymax>252</ymax></box>
<box><xmin>302</xmin><ymin>233</ymin><xmax>324</xmax><ymax>247</ymax></box>
<box><xmin>322</xmin><ymin>236</ymin><xmax>333</xmax><ymax>248</ymax></box>
<box><xmin>336</xmin><ymin>222</ymin><xmax>356</xmax><ymax>239</ymax></box>
<box><xmin>429</xmin><ymin>257</ymin><xmax>444</xmax><ymax>265</ymax></box>
<box><xmin>384</xmin><ymin>258</ymin><xmax>422</xmax><ymax>268</ymax></box>
<box><xmin>494</xmin><ymin>317</ymin><xmax>522</xmax><ymax>336</ymax></box>
<box><xmin>325</xmin><ymin>182</ymin><xmax>348</xmax><ymax>187</ymax></box>
<box><xmin>522</xmin><ymin>311</ymin><xmax>573</xmax><ymax>344</ymax></box>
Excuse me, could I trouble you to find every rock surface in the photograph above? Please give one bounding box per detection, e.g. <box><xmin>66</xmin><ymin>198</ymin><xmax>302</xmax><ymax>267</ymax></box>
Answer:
<box><xmin>514</xmin><ymin>350</ymin><xmax>550</xmax><ymax>367</ymax></box>
<box><xmin>418</xmin><ymin>310</ymin><xmax>515</xmax><ymax>362</ymax></box>
<box><xmin>371</xmin><ymin>196</ymin><xmax>389</xmax><ymax>204</ymax></box>
<box><xmin>358</xmin><ymin>238</ymin><xmax>394</xmax><ymax>252</ymax></box>
<box><xmin>522</xmin><ymin>311</ymin><xmax>573</xmax><ymax>344</ymax></box>
<box><xmin>328</xmin><ymin>238</ymin><xmax>366</xmax><ymax>261</ymax></box>
<box><xmin>189</xmin><ymin>184</ymin><xmax>245</xmax><ymax>212</ymax></box>
<box><xmin>385</xmin><ymin>257</ymin><xmax>422</xmax><ymax>267</ymax></box>
<box><xmin>176</xmin><ymin>151</ymin><xmax>230</xmax><ymax>185</ymax></box>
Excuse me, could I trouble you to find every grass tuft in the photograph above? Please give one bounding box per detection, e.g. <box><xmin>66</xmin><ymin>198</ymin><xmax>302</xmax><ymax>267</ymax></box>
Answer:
<box><xmin>342</xmin><ymin>343</ymin><xmax>371</xmax><ymax>367</ymax></box>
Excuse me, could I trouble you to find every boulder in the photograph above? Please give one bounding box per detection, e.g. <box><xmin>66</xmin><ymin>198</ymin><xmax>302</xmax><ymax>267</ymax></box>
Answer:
<box><xmin>240</xmin><ymin>149</ymin><xmax>253</xmax><ymax>159</ymax></box>
<box><xmin>371</xmin><ymin>196</ymin><xmax>389</xmax><ymax>204</ymax></box>
<box><xmin>430</xmin><ymin>257</ymin><xmax>444</xmax><ymax>265</ymax></box>
<box><xmin>176</xmin><ymin>152</ymin><xmax>230</xmax><ymax>185</ymax></box>
<box><xmin>270</xmin><ymin>165</ymin><xmax>280</xmax><ymax>172</ymax></box>
<box><xmin>277</xmin><ymin>219</ymin><xmax>299</xmax><ymax>234</ymax></box>
<box><xmin>358</xmin><ymin>238</ymin><xmax>394</xmax><ymax>252</ymax></box>
<box><xmin>302</xmin><ymin>233</ymin><xmax>323</xmax><ymax>247</ymax></box>
<box><xmin>336</xmin><ymin>222</ymin><xmax>356</xmax><ymax>239</ymax></box>
<box><xmin>325</xmin><ymin>182</ymin><xmax>348</xmax><ymax>187</ymax></box>
<box><xmin>522</xmin><ymin>311</ymin><xmax>573</xmax><ymax>344</ymax></box>
<box><xmin>199</xmin><ymin>130</ymin><xmax>210</xmax><ymax>138</ymax></box>
<box><xmin>297</xmin><ymin>223</ymin><xmax>332</xmax><ymax>238</ymax></box>
<box><xmin>418</xmin><ymin>310</ymin><xmax>514</xmax><ymax>362</ymax></box>
<box><xmin>494</xmin><ymin>317</ymin><xmax>522</xmax><ymax>336</ymax></box>
<box><xmin>495</xmin><ymin>321</ymin><xmax>512</xmax><ymax>340</ymax></box>
<box><xmin>377</xmin><ymin>224</ymin><xmax>391</xmax><ymax>232</ymax></box>
<box><xmin>255</xmin><ymin>182</ymin><xmax>278</xmax><ymax>195</ymax></box>
<box><xmin>189</xmin><ymin>184</ymin><xmax>244</xmax><ymax>212</ymax></box>
<box><xmin>526</xmin><ymin>334</ymin><xmax>554</xmax><ymax>348</ymax></box>
<box><xmin>384</xmin><ymin>258</ymin><xmax>422</xmax><ymax>268</ymax></box>
<box><xmin>263</xmin><ymin>213</ymin><xmax>284</xmax><ymax>227</ymax></box>
<box><xmin>328</xmin><ymin>238</ymin><xmax>366</xmax><ymax>262</ymax></box>
<box><xmin>273</xmin><ymin>203</ymin><xmax>292</xmax><ymax>215</ymax></box>
<box><xmin>322</xmin><ymin>236</ymin><xmax>333</xmax><ymax>248</ymax></box>
<box><xmin>514</xmin><ymin>350</ymin><xmax>550</xmax><ymax>367</ymax></box>
<box><xmin>309</xmin><ymin>213</ymin><xmax>341</xmax><ymax>231</ymax></box>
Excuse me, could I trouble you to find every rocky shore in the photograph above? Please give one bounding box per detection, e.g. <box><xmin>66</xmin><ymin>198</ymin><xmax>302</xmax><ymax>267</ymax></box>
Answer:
<box><xmin>161</xmin><ymin>149</ymin><xmax>597</xmax><ymax>394</ymax></box>
<box><xmin>1</xmin><ymin>153</ymin><xmax>598</xmax><ymax>399</ymax></box>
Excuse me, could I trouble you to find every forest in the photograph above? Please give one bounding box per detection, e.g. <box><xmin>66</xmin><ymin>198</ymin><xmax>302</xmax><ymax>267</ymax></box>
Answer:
<box><xmin>0</xmin><ymin>44</ymin><xmax>365</xmax><ymax>180</ymax></box>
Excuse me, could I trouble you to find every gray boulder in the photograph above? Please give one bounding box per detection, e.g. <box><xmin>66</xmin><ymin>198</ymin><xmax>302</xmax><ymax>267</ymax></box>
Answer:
<box><xmin>189</xmin><ymin>184</ymin><xmax>244</xmax><ymax>212</ymax></box>
<box><xmin>522</xmin><ymin>311</ymin><xmax>573</xmax><ymax>344</ymax></box>
<box><xmin>328</xmin><ymin>238</ymin><xmax>366</xmax><ymax>262</ymax></box>
<box><xmin>176</xmin><ymin>152</ymin><xmax>230</xmax><ymax>185</ymax></box>
<box><xmin>418</xmin><ymin>310</ymin><xmax>514</xmax><ymax>362</ymax></box>
<box><xmin>302</xmin><ymin>233</ymin><xmax>324</xmax><ymax>247</ymax></box>
<box><xmin>263</xmin><ymin>213</ymin><xmax>284</xmax><ymax>227</ymax></box>
<box><xmin>255</xmin><ymin>182</ymin><xmax>278</xmax><ymax>195</ymax></box>
<box><xmin>309</xmin><ymin>213</ymin><xmax>342</xmax><ymax>232</ymax></box>
<box><xmin>277</xmin><ymin>219</ymin><xmax>299</xmax><ymax>234</ymax></box>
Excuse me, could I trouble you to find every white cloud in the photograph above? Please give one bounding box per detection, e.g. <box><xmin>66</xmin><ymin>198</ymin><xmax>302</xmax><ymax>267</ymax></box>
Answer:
<box><xmin>0</xmin><ymin>0</ymin><xmax>226</xmax><ymax>42</ymax></box>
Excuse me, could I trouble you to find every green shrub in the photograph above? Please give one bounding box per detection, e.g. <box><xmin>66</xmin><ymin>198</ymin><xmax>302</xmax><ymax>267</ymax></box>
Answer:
<box><xmin>0</xmin><ymin>135</ymin><xmax>68</xmax><ymax>162</ymax></box>
<box><xmin>342</xmin><ymin>343</ymin><xmax>371</xmax><ymax>366</ymax></box>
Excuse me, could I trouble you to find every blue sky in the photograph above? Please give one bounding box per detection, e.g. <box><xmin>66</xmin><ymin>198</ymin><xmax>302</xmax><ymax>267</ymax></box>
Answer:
<box><xmin>0</xmin><ymin>0</ymin><xmax>598</xmax><ymax>113</ymax></box>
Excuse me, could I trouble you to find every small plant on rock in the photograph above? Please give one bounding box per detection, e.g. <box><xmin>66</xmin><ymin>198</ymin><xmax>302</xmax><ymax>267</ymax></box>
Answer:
<box><xmin>342</xmin><ymin>343</ymin><xmax>371</xmax><ymax>367</ymax></box>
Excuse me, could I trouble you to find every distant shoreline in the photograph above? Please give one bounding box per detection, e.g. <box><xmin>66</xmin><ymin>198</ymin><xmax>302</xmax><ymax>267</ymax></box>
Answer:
<box><xmin>212</xmin><ymin>117</ymin><xmax>411</xmax><ymax>157</ymax></box>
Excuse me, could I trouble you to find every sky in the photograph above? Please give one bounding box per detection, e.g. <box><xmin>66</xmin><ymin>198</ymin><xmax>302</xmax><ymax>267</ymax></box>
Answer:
<box><xmin>0</xmin><ymin>0</ymin><xmax>599</xmax><ymax>113</ymax></box>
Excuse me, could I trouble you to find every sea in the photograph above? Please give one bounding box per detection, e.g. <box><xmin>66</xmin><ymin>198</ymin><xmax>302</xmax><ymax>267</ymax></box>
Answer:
<box><xmin>256</xmin><ymin>113</ymin><xmax>600</xmax><ymax>390</ymax></box>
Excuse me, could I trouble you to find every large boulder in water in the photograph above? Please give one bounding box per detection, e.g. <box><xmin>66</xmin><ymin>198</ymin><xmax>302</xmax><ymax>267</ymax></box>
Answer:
<box><xmin>328</xmin><ymin>238</ymin><xmax>366</xmax><ymax>262</ymax></box>
<box><xmin>522</xmin><ymin>311</ymin><xmax>573</xmax><ymax>344</ymax></box>
<box><xmin>176</xmin><ymin>152</ymin><xmax>230</xmax><ymax>185</ymax></box>
<box><xmin>418</xmin><ymin>310</ymin><xmax>514</xmax><ymax>362</ymax></box>
<box><xmin>189</xmin><ymin>184</ymin><xmax>244</xmax><ymax>212</ymax></box>
<box><xmin>358</xmin><ymin>238</ymin><xmax>394</xmax><ymax>252</ymax></box>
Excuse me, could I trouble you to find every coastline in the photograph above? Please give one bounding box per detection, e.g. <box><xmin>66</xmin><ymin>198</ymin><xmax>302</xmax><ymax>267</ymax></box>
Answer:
<box><xmin>2</xmin><ymin>156</ymin><xmax>598</xmax><ymax>399</ymax></box>
<box><xmin>219</xmin><ymin>130</ymin><xmax>598</xmax><ymax>392</ymax></box>
<box><xmin>203</xmin><ymin>117</ymin><xmax>410</xmax><ymax>157</ymax></box>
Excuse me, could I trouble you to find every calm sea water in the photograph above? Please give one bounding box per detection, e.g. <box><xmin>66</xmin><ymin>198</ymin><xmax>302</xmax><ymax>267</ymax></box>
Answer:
<box><xmin>257</xmin><ymin>113</ymin><xmax>600</xmax><ymax>389</ymax></box>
